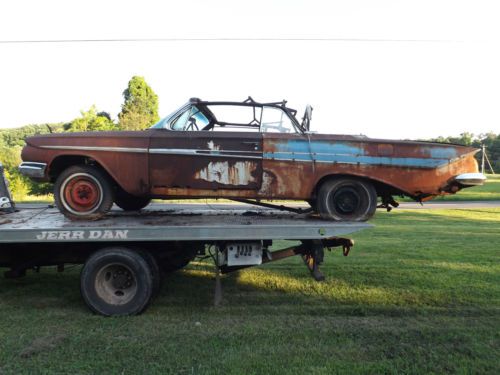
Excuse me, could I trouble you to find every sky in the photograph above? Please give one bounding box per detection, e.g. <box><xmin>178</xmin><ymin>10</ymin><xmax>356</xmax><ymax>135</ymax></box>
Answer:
<box><xmin>0</xmin><ymin>0</ymin><xmax>499</xmax><ymax>139</ymax></box>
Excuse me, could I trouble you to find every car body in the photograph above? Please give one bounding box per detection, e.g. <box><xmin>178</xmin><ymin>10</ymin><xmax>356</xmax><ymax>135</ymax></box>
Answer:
<box><xmin>20</xmin><ymin>97</ymin><xmax>486</xmax><ymax>221</ymax></box>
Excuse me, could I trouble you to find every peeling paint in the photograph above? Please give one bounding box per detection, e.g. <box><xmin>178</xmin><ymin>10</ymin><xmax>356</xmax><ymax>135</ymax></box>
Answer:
<box><xmin>259</xmin><ymin>171</ymin><xmax>276</xmax><ymax>196</ymax></box>
<box><xmin>195</xmin><ymin>161</ymin><xmax>257</xmax><ymax>185</ymax></box>
<box><xmin>207</xmin><ymin>141</ymin><xmax>220</xmax><ymax>151</ymax></box>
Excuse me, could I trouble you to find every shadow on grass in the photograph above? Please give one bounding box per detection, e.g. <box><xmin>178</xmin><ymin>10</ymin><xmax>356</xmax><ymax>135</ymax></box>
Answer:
<box><xmin>0</xmin><ymin>259</ymin><xmax>498</xmax><ymax>318</ymax></box>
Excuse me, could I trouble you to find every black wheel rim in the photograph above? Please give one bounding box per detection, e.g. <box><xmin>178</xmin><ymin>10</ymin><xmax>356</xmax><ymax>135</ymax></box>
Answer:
<box><xmin>332</xmin><ymin>186</ymin><xmax>361</xmax><ymax>214</ymax></box>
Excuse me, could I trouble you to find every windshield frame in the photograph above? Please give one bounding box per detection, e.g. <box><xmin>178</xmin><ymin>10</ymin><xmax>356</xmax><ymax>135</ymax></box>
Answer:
<box><xmin>150</xmin><ymin>97</ymin><xmax>304</xmax><ymax>133</ymax></box>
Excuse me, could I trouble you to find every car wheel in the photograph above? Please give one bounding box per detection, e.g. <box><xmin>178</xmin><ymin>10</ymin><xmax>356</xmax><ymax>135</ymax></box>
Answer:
<box><xmin>54</xmin><ymin>165</ymin><xmax>114</xmax><ymax>221</ymax></box>
<box><xmin>114</xmin><ymin>189</ymin><xmax>151</xmax><ymax>211</ymax></box>
<box><xmin>317</xmin><ymin>177</ymin><xmax>377</xmax><ymax>221</ymax></box>
<box><xmin>80</xmin><ymin>247</ymin><xmax>154</xmax><ymax>316</ymax></box>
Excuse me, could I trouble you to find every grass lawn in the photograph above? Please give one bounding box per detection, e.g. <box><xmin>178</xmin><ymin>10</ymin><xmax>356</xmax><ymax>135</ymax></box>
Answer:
<box><xmin>0</xmin><ymin>208</ymin><xmax>499</xmax><ymax>374</ymax></box>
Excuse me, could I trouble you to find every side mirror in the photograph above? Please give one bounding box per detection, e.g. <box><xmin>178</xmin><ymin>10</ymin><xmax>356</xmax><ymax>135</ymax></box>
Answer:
<box><xmin>301</xmin><ymin>105</ymin><xmax>313</xmax><ymax>131</ymax></box>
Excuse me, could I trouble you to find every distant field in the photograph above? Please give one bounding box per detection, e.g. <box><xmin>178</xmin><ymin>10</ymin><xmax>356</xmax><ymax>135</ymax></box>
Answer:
<box><xmin>0</xmin><ymin>208</ymin><xmax>498</xmax><ymax>374</ymax></box>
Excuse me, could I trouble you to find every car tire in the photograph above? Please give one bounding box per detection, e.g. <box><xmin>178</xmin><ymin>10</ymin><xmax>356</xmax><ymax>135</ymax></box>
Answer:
<box><xmin>80</xmin><ymin>247</ymin><xmax>154</xmax><ymax>316</ymax></box>
<box><xmin>54</xmin><ymin>165</ymin><xmax>114</xmax><ymax>221</ymax></box>
<box><xmin>114</xmin><ymin>189</ymin><xmax>151</xmax><ymax>211</ymax></box>
<box><xmin>317</xmin><ymin>177</ymin><xmax>377</xmax><ymax>221</ymax></box>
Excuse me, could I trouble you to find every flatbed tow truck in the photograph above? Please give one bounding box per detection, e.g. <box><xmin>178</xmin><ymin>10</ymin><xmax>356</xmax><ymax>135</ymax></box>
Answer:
<box><xmin>0</xmin><ymin>169</ymin><xmax>371</xmax><ymax>316</ymax></box>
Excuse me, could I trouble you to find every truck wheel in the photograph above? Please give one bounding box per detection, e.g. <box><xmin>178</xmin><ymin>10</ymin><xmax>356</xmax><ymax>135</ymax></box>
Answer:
<box><xmin>54</xmin><ymin>165</ymin><xmax>114</xmax><ymax>220</ymax></box>
<box><xmin>137</xmin><ymin>250</ymin><xmax>162</xmax><ymax>297</ymax></box>
<box><xmin>161</xmin><ymin>255</ymin><xmax>193</xmax><ymax>273</ymax></box>
<box><xmin>159</xmin><ymin>242</ymin><xmax>201</xmax><ymax>273</ymax></box>
<box><xmin>80</xmin><ymin>247</ymin><xmax>154</xmax><ymax>316</ymax></box>
<box><xmin>317</xmin><ymin>177</ymin><xmax>377</xmax><ymax>221</ymax></box>
<box><xmin>114</xmin><ymin>189</ymin><xmax>151</xmax><ymax>211</ymax></box>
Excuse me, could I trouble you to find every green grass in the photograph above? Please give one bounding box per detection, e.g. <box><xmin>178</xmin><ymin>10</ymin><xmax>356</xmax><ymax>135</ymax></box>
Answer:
<box><xmin>0</xmin><ymin>209</ymin><xmax>499</xmax><ymax>374</ymax></box>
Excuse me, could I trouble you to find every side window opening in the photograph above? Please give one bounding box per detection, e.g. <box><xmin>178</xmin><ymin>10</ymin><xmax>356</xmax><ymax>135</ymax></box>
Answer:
<box><xmin>260</xmin><ymin>107</ymin><xmax>295</xmax><ymax>133</ymax></box>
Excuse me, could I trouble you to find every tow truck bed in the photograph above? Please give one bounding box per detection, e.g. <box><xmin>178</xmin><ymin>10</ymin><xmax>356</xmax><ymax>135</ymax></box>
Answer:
<box><xmin>0</xmin><ymin>206</ymin><xmax>370</xmax><ymax>243</ymax></box>
<box><xmin>0</xmin><ymin>205</ymin><xmax>372</xmax><ymax>315</ymax></box>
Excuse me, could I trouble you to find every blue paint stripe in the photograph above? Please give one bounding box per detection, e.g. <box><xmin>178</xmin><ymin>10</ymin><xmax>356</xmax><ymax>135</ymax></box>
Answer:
<box><xmin>264</xmin><ymin>152</ymin><xmax>449</xmax><ymax>168</ymax></box>
<box><xmin>265</xmin><ymin>140</ymin><xmax>456</xmax><ymax>168</ymax></box>
<box><xmin>272</xmin><ymin>140</ymin><xmax>362</xmax><ymax>155</ymax></box>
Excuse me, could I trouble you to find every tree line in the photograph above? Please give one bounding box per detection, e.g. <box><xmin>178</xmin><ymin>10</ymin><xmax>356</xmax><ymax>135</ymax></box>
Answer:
<box><xmin>0</xmin><ymin>76</ymin><xmax>159</xmax><ymax>198</ymax></box>
<box><xmin>0</xmin><ymin>76</ymin><xmax>498</xmax><ymax>199</ymax></box>
<box><xmin>426</xmin><ymin>132</ymin><xmax>499</xmax><ymax>174</ymax></box>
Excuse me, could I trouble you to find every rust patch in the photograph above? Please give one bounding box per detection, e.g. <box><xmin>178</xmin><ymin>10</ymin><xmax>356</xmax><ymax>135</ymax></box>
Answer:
<box><xmin>259</xmin><ymin>171</ymin><xmax>277</xmax><ymax>196</ymax></box>
<box><xmin>195</xmin><ymin>161</ymin><xmax>257</xmax><ymax>186</ymax></box>
<box><xmin>377</xmin><ymin>144</ymin><xmax>394</xmax><ymax>156</ymax></box>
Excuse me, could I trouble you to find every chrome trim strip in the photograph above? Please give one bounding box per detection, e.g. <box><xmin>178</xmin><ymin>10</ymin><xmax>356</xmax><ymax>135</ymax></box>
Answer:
<box><xmin>38</xmin><ymin>145</ymin><xmax>263</xmax><ymax>159</ymax></box>
<box><xmin>267</xmin><ymin>157</ymin><xmax>359</xmax><ymax>165</ymax></box>
<box><xmin>149</xmin><ymin>148</ymin><xmax>263</xmax><ymax>159</ymax></box>
<box><xmin>21</xmin><ymin>161</ymin><xmax>47</xmax><ymax>166</ymax></box>
<box><xmin>19</xmin><ymin>166</ymin><xmax>44</xmax><ymax>170</ymax></box>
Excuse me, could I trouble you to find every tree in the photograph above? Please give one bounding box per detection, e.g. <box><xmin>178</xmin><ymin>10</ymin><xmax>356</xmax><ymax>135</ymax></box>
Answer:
<box><xmin>65</xmin><ymin>106</ymin><xmax>117</xmax><ymax>132</ymax></box>
<box><xmin>118</xmin><ymin>76</ymin><xmax>159</xmax><ymax>130</ymax></box>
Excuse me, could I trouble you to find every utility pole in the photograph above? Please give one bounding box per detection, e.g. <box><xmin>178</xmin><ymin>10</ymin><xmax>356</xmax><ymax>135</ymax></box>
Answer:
<box><xmin>481</xmin><ymin>144</ymin><xmax>486</xmax><ymax>174</ymax></box>
<box><xmin>481</xmin><ymin>144</ymin><xmax>496</xmax><ymax>175</ymax></box>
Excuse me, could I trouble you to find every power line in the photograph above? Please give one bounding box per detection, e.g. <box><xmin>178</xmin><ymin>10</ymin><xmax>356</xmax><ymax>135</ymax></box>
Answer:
<box><xmin>0</xmin><ymin>37</ymin><xmax>461</xmax><ymax>44</ymax></box>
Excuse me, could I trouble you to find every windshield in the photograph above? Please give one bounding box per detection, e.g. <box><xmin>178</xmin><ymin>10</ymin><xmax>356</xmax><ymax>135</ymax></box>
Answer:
<box><xmin>150</xmin><ymin>107</ymin><xmax>182</xmax><ymax>129</ymax></box>
<box><xmin>150</xmin><ymin>105</ymin><xmax>209</xmax><ymax>131</ymax></box>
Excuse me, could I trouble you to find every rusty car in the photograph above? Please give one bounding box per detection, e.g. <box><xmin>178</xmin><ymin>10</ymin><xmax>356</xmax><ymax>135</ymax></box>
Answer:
<box><xmin>19</xmin><ymin>97</ymin><xmax>486</xmax><ymax>221</ymax></box>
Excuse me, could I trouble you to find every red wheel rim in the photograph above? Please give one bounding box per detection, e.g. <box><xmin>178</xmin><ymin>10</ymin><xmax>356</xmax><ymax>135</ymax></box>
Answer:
<box><xmin>63</xmin><ymin>176</ymin><xmax>101</xmax><ymax>213</ymax></box>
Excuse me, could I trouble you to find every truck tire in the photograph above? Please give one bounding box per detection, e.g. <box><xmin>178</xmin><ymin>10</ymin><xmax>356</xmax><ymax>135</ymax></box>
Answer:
<box><xmin>137</xmin><ymin>250</ymin><xmax>162</xmax><ymax>298</ymax></box>
<box><xmin>80</xmin><ymin>247</ymin><xmax>154</xmax><ymax>316</ymax></box>
<box><xmin>317</xmin><ymin>177</ymin><xmax>377</xmax><ymax>221</ymax></box>
<box><xmin>159</xmin><ymin>242</ymin><xmax>202</xmax><ymax>273</ymax></box>
<box><xmin>114</xmin><ymin>189</ymin><xmax>151</xmax><ymax>211</ymax></box>
<box><xmin>54</xmin><ymin>165</ymin><xmax>114</xmax><ymax>221</ymax></box>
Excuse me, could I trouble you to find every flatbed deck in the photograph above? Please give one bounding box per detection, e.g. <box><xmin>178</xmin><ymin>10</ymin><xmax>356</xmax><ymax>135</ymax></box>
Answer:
<box><xmin>0</xmin><ymin>205</ymin><xmax>372</xmax><ymax>315</ymax></box>
<box><xmin>0</xmin><ymin>206</ymin><xmax>372</xmax><ymax>243</ymax></box>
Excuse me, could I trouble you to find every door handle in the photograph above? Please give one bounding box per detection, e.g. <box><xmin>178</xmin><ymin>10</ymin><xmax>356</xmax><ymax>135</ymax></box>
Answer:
<box><xmin>241</xmin><ymin>141</ymin><xmax>260</xmax><ymax>150</ymax></box>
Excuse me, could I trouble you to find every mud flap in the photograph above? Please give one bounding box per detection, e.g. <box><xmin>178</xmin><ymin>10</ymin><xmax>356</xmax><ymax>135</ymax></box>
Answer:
<box><xmin>301</xmin><ymin>240</ymin><xmax>325</xmax><ymax>281</ymax></box>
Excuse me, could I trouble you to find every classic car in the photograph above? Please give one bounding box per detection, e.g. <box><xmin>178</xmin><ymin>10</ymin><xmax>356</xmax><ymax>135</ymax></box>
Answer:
<box><xmin>19</xmin><ymin>97</ymin><xmax>486</xmax><ymax>221</ymax></box>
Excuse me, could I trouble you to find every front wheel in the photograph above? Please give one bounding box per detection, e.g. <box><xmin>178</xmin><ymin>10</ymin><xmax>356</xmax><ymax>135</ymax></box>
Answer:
<box><xmin>54</xmin><ymin>165</ymin><xmax>114</xmax><ymax>221</ymax></box>
<box><xmin>316</xmin><ymin>177</ymin><xmax>377</xmax><ymax>221</ymax></box>
<box><xmin>80</xmin><ymin>247</ymin><xmax>155</xmax><ymax>316</ymax></box>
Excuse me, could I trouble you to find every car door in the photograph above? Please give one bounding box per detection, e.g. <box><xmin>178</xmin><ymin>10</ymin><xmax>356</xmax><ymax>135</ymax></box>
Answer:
<box><xmin>148</xmin><ymin>106</ymin><xmax>263</xmax><ymax>193</ymax></box>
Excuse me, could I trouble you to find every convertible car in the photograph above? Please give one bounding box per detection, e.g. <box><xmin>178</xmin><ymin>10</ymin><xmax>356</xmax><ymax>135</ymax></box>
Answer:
<box><xmin>20</xmin><ymin>97</ymin><xmax>485</xmax><ymax>221</ymax></box>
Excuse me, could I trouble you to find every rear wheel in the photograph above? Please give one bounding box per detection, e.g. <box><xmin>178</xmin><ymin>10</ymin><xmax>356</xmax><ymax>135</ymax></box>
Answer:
<box><xmin>158</xmin><ymin>242</ymin><xmax>202</xmax><ymax>273</ymax></box>
<box><xmin>317</xmin><ymin>177</ymin><xmax>377</xmax><ymax>221</ymax></box>
<box><xmin>80</xmin><ymin>247</ymin><xmax>154</xmax><ymax>316</ymax></box>
<box><xmin>114</xmin><ymin>189</ymin><xmax>151</xmax><ymax>211</ymax></box>
<box><xmin>54</xmin><ymin>165</ymin><xmax>114</xmax><ymax>221</ymax></box>
<box><xmin>138</xmin><ymin>250</ymin><xmax>162</xmax><ymax>297</ymax></box>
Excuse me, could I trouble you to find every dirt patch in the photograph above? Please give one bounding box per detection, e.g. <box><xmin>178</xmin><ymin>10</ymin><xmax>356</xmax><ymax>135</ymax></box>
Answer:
<box><xmin>19</xmin><ymin>333</ymin><xmax>67</xmax><ymax>358</ymax></box>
